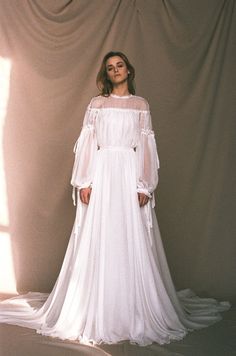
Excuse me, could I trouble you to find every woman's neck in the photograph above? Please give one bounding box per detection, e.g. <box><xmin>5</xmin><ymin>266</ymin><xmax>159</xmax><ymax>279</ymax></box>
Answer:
<box><xmin>112</xmin><ymin>83</ymin><xmax>130</xmax><ymax>97</ymax></box>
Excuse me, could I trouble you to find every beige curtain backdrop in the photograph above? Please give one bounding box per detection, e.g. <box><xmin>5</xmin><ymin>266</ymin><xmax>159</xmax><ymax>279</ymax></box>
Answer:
<box><xmin>0</xmin><ymin>0</ymin><xmax>235</xmax><ymax>301</ymax></box>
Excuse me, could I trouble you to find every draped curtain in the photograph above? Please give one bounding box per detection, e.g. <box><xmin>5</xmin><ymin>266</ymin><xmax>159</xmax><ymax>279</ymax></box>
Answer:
<box><xmin>0</xmin><ymin>0</ymin><xmax>235</xmax><ymax>301</ymax></box>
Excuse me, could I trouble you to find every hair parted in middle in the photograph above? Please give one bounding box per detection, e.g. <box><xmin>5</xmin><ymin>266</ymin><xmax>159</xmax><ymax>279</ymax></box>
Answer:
<box><xmin>96</xmin><ymin>51</ymin><xmax>135</xmax><ymax>96</ymax></box>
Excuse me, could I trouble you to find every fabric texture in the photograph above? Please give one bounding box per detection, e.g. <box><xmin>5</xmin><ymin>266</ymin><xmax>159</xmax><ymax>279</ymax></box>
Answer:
<box><xmin>0</xmin><ymin>0</ymin><xmax>235</xmax><ymax>302</ymax></box>
<box><xmin>0</xmin><ymin>95</ymin><xmax>230</xmax><ymax>345</ymax></box>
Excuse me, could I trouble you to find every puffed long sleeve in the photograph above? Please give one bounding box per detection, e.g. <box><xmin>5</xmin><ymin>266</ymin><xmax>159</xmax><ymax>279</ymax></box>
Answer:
<box><xmin>136</xmin><ymin>109</ymin><xmax>160</xmax><ymax>204</ymax></box>
<box><xmin>71</xmin><ymin>104</ymin><xmax>98</xmax><ymax>204</ymax></box>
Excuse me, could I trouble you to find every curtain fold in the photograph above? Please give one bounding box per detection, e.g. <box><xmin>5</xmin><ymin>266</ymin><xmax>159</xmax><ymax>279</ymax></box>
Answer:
<box><xmin>0</xmin><ymin>0</ymin><xmax>235</xmax><ymax>301</ymax></box>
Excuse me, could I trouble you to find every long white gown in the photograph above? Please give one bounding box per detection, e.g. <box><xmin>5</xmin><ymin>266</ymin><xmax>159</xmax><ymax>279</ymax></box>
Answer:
<box><xmin>0</xmin><ymin>94</ymin><xmax>230</xmax><ymax>346</ymax></box>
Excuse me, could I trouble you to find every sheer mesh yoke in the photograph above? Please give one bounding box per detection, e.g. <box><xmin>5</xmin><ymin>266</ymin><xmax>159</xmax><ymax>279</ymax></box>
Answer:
<box><xmin>71</xmin><ymin>94</ymin><xmax>160</xmax><ymax>200</ymax></box>
<box><xmin>90</xmin><ymin>94</ymin><xmax>150</xmax><ymax>111</ymax></box>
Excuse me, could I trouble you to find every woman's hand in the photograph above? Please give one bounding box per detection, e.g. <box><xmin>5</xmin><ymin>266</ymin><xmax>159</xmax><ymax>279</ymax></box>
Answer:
<box><xmin>138</xmin><ymin>192</ymin><xmax>149</xmax><ymax>207</ymax></box>
<box><xmin>80</xmin><ymin>187</ymin><xmax>92</xmax><ymax>205</ymax></box>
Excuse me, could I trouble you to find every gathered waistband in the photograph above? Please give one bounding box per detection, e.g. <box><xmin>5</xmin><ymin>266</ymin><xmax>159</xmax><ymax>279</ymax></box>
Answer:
<box><xmin>98</xmin><ymin>146</ymin><xmax>134</xmax><ymax>151</ymax></box>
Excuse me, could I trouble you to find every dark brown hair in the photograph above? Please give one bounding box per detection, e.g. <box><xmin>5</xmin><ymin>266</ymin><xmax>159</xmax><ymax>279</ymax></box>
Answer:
<box><xmin>96</xmin><ymin>51</ymin><xmax>135</xmax><ymax>96</ymax></box>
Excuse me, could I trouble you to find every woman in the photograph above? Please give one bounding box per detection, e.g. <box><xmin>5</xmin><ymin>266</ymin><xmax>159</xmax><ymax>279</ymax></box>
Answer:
<box><xmin>0</xmin><ymin>51</ymin><xmax>230</xmax><ymax>346</ymax></box>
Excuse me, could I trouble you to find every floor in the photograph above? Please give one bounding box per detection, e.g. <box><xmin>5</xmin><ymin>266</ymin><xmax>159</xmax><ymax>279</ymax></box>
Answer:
<box><xmin>0</xmin><ymin>295</ymin><xmax>235</xmax><ymax>356</ymax></box>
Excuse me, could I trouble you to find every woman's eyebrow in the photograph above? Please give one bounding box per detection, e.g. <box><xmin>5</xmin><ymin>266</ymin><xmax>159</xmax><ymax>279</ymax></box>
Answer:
<box><xmin>106</xmin><ymin>61</ymin><xmax>124</xmax><ymax>68</ymax></box>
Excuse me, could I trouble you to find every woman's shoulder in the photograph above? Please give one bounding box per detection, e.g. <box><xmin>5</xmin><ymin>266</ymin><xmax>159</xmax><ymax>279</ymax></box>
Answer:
<box><xmin>130</xmin><ymin>95</ymin><xmax>150</xmax><ymax>111</ymax></box>
<box><xmin>87</xmin><ymin>95</ymin><xmax>105</xmax><ymax>109</ymax></box>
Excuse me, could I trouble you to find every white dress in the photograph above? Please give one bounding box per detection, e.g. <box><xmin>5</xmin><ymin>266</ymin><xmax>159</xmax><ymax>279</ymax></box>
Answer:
<box><xmin>0</xmin><ymin>94</ymin><xmax>230</xmax><ymax>346</ymax></box>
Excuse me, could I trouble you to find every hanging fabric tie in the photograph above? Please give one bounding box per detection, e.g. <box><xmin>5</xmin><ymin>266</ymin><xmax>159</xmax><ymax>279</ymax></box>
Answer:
<box><xmin>144</xmin><ymin>194</ymin><xmax>155</xmax><ymax>246</ymax></box>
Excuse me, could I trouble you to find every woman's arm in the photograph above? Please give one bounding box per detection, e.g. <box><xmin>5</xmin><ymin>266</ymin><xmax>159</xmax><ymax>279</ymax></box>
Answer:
<box><xmin>136</xmin><ymin>103</ymin><xmax>160</xmax><ymax>208</ymax></box>
<box><xmin>71</xmin><ymin>100</ymin><xmax>98</xmax><ymax>205</ymax></box>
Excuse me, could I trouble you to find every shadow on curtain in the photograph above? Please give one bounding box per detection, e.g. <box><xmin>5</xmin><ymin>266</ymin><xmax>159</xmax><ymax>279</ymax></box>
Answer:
<box><xmin>0</xmin><ymin>0</ymin><xmax>235</xmax><ymax>301</ymax></box>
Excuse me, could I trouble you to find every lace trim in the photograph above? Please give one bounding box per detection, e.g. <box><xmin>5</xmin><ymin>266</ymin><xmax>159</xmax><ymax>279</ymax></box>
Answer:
<box><xmin>141</xmin><ymin>128</ymin><xmax>155</xmax><ymax>136</ymax></box>
<box><xmin>88</xmin><ymin>107</ymin><xmax>149</xmax><ymax>113</ymax></box>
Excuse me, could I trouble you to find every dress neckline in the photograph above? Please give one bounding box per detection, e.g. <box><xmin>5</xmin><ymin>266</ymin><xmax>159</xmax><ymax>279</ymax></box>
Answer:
<box><xmin>110</xmin><ymin>94</ymin><xmax>133</xmax><ymax>99</ymax></box>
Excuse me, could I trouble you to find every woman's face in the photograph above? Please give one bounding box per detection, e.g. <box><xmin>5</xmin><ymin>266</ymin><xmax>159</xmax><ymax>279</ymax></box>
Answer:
<box><xmin>106</xmin><ymin>56</ymin><xmax>129</xmax><ymax>85</ymax></box>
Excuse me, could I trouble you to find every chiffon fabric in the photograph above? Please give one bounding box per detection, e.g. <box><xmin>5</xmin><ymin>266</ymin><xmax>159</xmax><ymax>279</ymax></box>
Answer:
<box><xmin>0</xmin><ymin>94</ymin><xmax>230</xmax><ymax>346</ymax></box>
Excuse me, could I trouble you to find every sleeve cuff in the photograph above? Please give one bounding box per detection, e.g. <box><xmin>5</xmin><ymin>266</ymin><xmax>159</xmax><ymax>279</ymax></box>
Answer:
<box><xmin>136</xmin><ymin>188</ymin><xmax>152</xmax><ymax>198</ymax></box>
<box><xmin>77</xmin><ymin>183</ymin><xmax>92</xmax><ymax>190</ymax></box>
<box><xmin>71</xmin><ymin>182</ymin><xmax>92</xmax><ymax>189</ymax></box>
